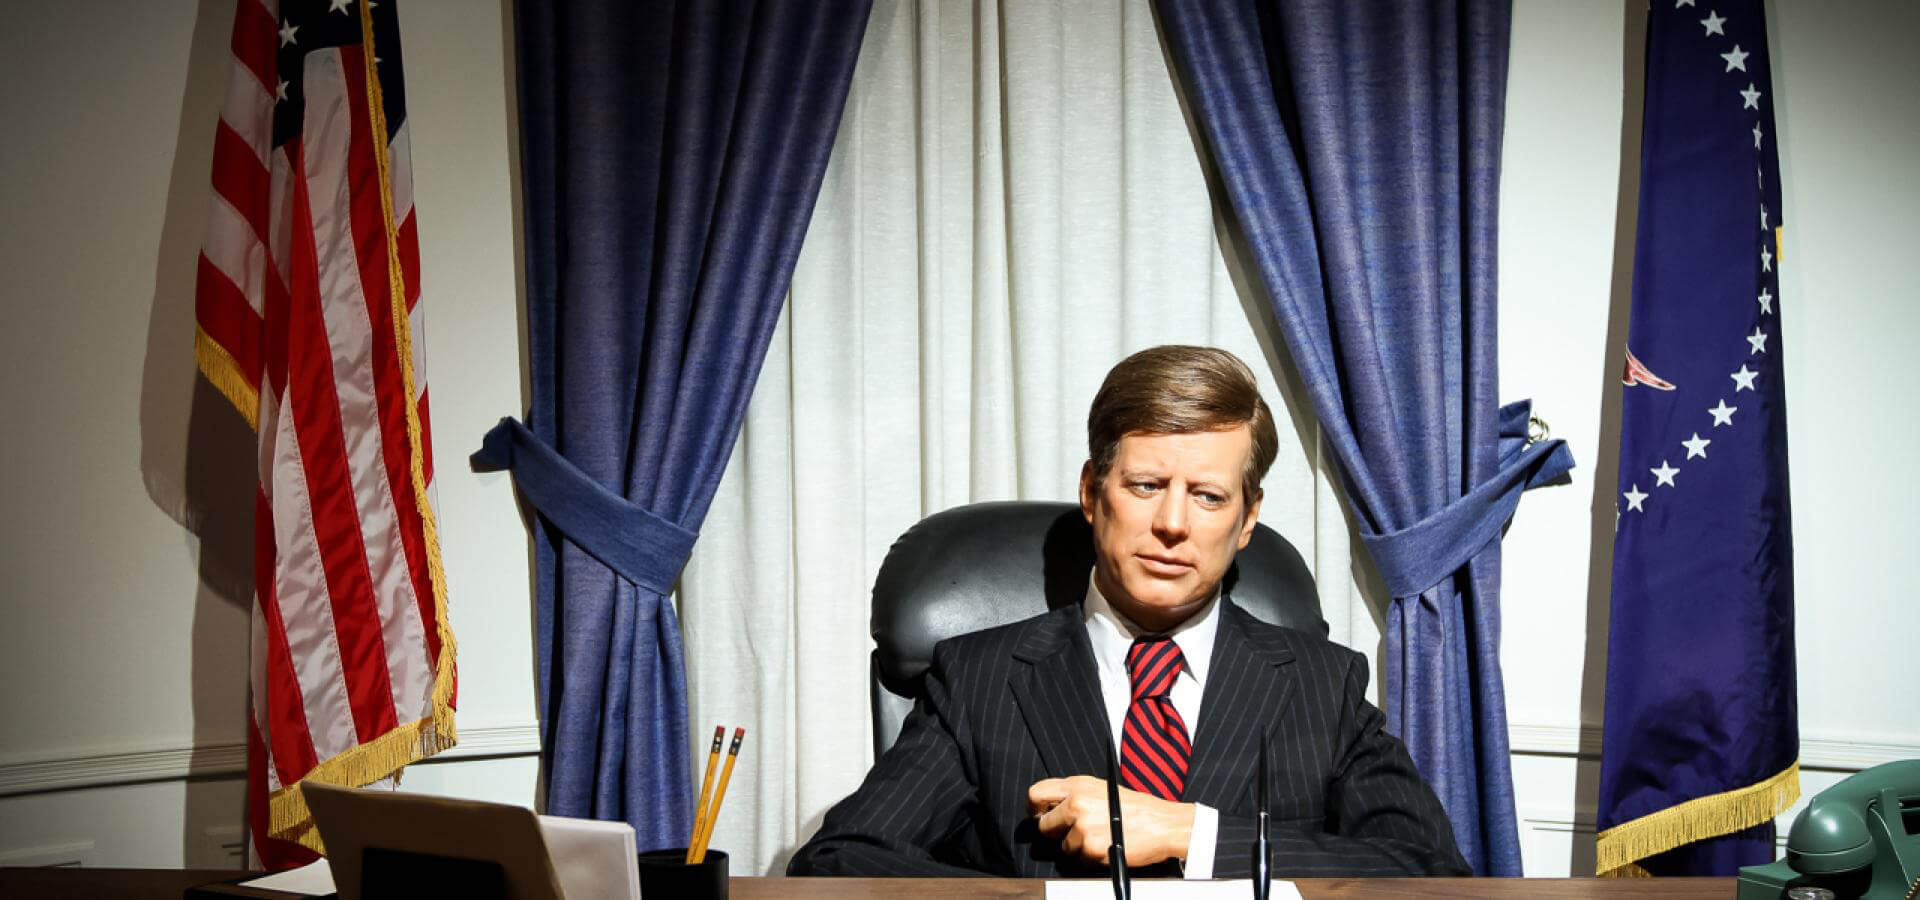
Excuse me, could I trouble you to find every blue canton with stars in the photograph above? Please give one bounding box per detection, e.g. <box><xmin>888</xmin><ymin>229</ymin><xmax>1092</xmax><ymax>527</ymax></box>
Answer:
<box><xmin>1597</xmin><ymin>0</ymin><xmax>1797</xmax><ymax>877</ymax></box>
<box><xmin>271</xmin><ymin>0</ymin><xmax>407</xmax><ymax>151</ymax></box>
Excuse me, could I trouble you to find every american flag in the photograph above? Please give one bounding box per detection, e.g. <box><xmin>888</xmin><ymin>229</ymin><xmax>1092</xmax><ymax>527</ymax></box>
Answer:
<box><xmin>1596</xmin><ymin>0</ymin><xmax>1795</xmax><ymax>877</ymax></box>
<box><xmin>193</xmin><ymin>0</ymin><xmax>455</xmax><ymax>864</ymax></box>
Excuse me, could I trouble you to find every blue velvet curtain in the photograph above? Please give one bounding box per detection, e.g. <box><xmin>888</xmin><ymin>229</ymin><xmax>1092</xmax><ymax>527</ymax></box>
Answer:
<box><xmin>473</xmin><ymin>0</ymin><xmax>870</xmax><ymax>850</ymax></box>
<box><xmin>1155</xmin><ymin>0</ymin><xmax>1573</xmax><ymax>875</ymax></box>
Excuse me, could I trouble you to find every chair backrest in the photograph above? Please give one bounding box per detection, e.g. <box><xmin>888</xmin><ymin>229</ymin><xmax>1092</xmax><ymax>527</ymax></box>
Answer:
<box><xmin>869</xmin><ymin>500</ymin><xmax>1326</xmax><ymax>757</ymax></box>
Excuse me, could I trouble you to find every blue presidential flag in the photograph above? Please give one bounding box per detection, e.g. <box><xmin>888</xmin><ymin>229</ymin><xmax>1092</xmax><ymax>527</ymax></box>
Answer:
<box><xmin>1596</xmin><ymin>0</ymin><xmax>1797</xmax><ymax>878</ymax></box>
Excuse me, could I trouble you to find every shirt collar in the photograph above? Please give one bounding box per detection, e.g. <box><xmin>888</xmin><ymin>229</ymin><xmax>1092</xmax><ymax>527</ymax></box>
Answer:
<box><xmin>1082</xmin><ymin>571</ymin><xmax>1219</xmax><ymax>684</ymax></box>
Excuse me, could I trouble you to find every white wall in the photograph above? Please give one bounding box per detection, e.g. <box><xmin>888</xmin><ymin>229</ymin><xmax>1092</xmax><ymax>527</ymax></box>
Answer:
<box><xmin>0</xmin><ymin>0</ymin><xmax>1912</xmax><ymax>876</ymax></box>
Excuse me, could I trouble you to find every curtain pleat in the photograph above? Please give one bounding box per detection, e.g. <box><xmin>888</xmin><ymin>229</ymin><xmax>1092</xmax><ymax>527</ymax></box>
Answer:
<box><xmin>1154</xmin><ymin>0</ymin><xmax>1575</xmax><ymax>874</ymax></box>
<box><xmin>484</xmin><ymin>0</ymin><xmax>870</xmax><ymax>852</ymax></box>
<box><xmin>678</xmin><ymin>0</ymin><xmax>1370</xmax><ymax>874</ymax></box>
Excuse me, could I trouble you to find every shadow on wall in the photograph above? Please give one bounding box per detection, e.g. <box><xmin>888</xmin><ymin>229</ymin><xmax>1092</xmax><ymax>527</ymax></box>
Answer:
<box><xmin>135</xmin><ymin>0</ymin><xmax>257</xmax><ymax>868</ymax></box>
<box><xmin>1570</xmin><ymin>0</ymin><xmax>1652</xmax><ymax>878</ymax></box>
<box><xmin>494</xmin><ymin>0</ymin><xmax>547</xmax><ymax>814</ymax></box>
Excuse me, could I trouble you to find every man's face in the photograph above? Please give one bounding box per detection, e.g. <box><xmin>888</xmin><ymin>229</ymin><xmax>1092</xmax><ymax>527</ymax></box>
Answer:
<box><xmin>1079</xmin><ymin>426</ymin><xmax>1263</xmax><ymax>633</ymax></box>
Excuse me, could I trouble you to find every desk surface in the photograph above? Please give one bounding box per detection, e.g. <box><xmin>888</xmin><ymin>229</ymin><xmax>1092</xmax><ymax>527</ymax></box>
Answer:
<box><xmin>0</xmin><ymin>868</ymin><xmax>1736</xmax><ymax>899</ymax></box>
<box><xmin>736</xmin><ymin>877</ymin><xmax>1735</xmax><ymax>898</ymax></box>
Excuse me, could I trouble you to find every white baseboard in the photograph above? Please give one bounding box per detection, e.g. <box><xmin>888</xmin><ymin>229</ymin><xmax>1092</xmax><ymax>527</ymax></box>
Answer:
<box><xmin>0</xmin><ymin>722</ymin><xmax>541</xmax><ymax>797</ymax></box>
<box><xmin>0</xmin><ymin>840</ymin><xmax>95</xmax><ymax>867</ymax></box>
<box><xmin>1507</xmin><ymin>722</ymin><xmax>1915</xmax><ymax>771</ymax></box>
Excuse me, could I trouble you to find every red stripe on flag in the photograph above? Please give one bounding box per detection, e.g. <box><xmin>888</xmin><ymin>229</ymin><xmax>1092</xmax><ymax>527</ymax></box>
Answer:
<box><xmin>212</xmin><ymin>121</ymin><xmax>272</xmax><ymax>245</ymax></box>
<box><xmin>284</xmin><ymin>141</ymin><xmax>402</xmax><ymax>742</ymax></box>
<box><xmin>397</xmin><ymin>210</ymin><xmax>421</xmax><ymax>312</ymax></box>
<box><xmin>340</xmin><ymin>46</ymin><xmax>440</xmax><ymax>665</ymax></box>
<box><xmin>229</xmin><ymin>0</ymin><xmax>280</xmax><ymax>96</ymax></box>
<box><xmin>246</xmin><ymin>717</ymin><xmax>319</xmax><ymax>871</ymax></box>
<box><xmin>195</xmin><ymin>254</ymin><xmax>265</xmax><ymax>381</ymax></box>
<box><xmin>261</xmin><ymin>193</ymin><xmax>293</xmax><ymax>403</ymax></box>
<box><xmin>254</xmin><ymin>489</ymin><xmax>320</xmax><ymax>780</ymax></box>
<box><xmin>416</xmin><ymin>388</ymin><xmax>434</xmax><ymax>485</ymax></box>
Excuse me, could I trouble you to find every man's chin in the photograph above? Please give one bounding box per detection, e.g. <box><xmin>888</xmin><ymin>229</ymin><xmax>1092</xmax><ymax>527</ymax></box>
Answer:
<box><xmin>1113</xmin><ymin>587</ymin><xmax>1209</xmax><ymax>630</ymax></box>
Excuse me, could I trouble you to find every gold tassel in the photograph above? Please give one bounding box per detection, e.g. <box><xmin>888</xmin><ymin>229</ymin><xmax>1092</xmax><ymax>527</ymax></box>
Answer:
<box><xmin>194</xmin><ymin>327</ymin><xmax>259</xmax><ymax>431</ymax></box>
<box><xmin>268</xmin><ymin>701</ymin><xmax>461</xmax><ymax>852</ymax></box>
<box><xmin>354</xmin><ymin>0</ymin><xmax>459</xmax><ymax>774</ymax></box>
<box><xmin>1595</xmin><ymin>760</ymin><xmax>1799</xmax><ymax>876</ymax></box>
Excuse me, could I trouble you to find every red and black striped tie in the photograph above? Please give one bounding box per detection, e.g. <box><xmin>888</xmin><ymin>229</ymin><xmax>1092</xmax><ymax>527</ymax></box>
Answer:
<box><xmin>1119</xmin><ymin>636</ymin><xmax>1192</xmax><ymax>801</ymax></box>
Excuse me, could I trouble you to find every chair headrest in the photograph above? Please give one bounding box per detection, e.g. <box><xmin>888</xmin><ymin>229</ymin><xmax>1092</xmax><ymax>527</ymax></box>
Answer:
<box><xmin>870</xmin><ymin>500</ymin><xmax>1325</xmax><ymax>698</ymax></box>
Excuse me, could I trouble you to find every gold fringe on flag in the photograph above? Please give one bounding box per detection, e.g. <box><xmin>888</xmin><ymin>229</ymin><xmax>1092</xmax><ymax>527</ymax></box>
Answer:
<box><xmin>1595</xmin><ymin>760</ymin><xmax>1799</xmax><ymax>877</ymax></box>
<box><xmin>194</xmin><ymin>326</ymin><xmax>259</xmax><ymax>431</ymax></box>
<box><xmin>266</xmin><ymin>0</ymin><xmax>460</xmax><ymax>854</ymax></box>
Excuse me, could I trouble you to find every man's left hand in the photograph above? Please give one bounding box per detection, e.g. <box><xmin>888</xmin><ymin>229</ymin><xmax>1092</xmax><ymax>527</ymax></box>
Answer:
<box><xmin>1028</xmin><ymin>776</ymin><xmax>1195</xmax><ymax>866</ymax></box>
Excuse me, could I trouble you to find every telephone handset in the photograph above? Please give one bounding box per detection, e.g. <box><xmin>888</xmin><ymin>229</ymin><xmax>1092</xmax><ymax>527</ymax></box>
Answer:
<box><xmin>1738</xmin><ymin>759</ymin><xmax>1920</xmax><ymax>900</ymax></box>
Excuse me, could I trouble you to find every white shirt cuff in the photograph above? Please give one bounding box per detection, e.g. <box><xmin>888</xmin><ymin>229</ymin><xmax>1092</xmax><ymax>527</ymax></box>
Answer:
<box><xmin>1183</xmin><ymin>803</ymin><xmax>1219</xmax><ymax>879</ymax></box>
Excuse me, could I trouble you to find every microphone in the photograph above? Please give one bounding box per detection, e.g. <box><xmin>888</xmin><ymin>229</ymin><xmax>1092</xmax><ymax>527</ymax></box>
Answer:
<box><xmin>1105</xmin><ymin>733</ymin><xmax>1131</xmax><ymax>900</ymax></box>
<box><xmin>1252</xmin><ymin>732</ymin><xmax>1270</xmax><ymax>900</ymax></box>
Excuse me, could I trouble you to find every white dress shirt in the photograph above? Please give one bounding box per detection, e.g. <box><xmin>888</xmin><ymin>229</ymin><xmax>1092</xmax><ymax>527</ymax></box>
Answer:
<box><xmin>1082</xmin><ymin>576</ymin><xmax>1221</xmax><ymax>879</ymax></box>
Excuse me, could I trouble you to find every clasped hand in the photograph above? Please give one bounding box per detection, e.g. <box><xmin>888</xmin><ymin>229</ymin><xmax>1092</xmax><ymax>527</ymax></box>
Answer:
<box><xmin>1027</xmin><ymin>775</ymin><xmax>1195</xmax><ymax>866</ymax></box>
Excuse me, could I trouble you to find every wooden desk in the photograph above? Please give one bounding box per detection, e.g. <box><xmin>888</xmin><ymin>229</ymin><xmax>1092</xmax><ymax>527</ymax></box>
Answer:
<box><xmin>733</xmin><ymin>877</ymin><xmax>1735</xmax><ymax>898</ymax></box>
<box><xmin>0</xmin><ymin>868</ymin><xmax>1735</xmax><ymax>899</ymax></box>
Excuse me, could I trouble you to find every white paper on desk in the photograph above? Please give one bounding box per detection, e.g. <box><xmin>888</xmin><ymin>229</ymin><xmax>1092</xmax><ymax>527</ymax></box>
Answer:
<box><xmin>1046</xmin><ymin>879</ymin><xmax>1300</xmax><ymax>900</ymax></box>
<box><xmin>236</xmin><ymin>859</ymin><xmax>338</xmax><ymax>895</ymax></box>
<box><xmin>537</xmin><ymin>814</ymin><xmax>641</xmax><ymax>900</ymax></box>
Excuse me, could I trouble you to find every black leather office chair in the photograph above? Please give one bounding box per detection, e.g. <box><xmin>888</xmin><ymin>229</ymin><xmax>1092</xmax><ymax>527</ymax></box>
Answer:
<box><xmin>869</xmin><ymin>500</ymin><xmax>1326</xmax><ymax>757</ymax></box>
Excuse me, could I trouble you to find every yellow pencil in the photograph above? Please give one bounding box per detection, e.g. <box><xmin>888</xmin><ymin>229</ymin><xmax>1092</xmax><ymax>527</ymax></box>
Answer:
<box><xmin>685</xmin><ymin>725</ymin><xmax>725</xmax><ymax>863</ymax></box>
<box><xmin>690</xmin><ymin>727</ymin><xmax>745</xmax><ymax>864</ymax></box>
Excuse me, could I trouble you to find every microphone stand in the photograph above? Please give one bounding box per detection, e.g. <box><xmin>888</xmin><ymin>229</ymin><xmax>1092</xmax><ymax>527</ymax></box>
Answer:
<box><xmin>1252</xmin><ymin>732</ymin><xmax>1271</xmax><ymax>900</ymax></box>
<box><xmin>1105</xmin><ymin>734</ymin><xmax>1131</xmax><ymax>900</ymax></box>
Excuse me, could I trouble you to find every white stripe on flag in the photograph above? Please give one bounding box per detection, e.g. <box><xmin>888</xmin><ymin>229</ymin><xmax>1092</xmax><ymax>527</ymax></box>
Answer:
<box><xmin>203</xmin><ymin>191</ymin><xmax>270</xmax><ymax>316</ymax></box>
<box><xmin>302</xmin><ymin>49</ymin><xmax>435</xmax><ymax>718</ymax></box>
<box><xmin>250</xmin><ymin>593</ymin><xmax>277</xmax><ymax>793</ymax></box>
<box><xmin>220</xmin><ymin>60</ymin><xmax>275</xmax><ymax>167</ymax></box>
<box><xmin>388</xmin><ymin>123</ymin><xmax>414</xmax><ymax>225</ymax></box>
<box><xmin>267</xmin><ymin>384</ymin><xmax>359</xmax><ymax>763</ymax></box>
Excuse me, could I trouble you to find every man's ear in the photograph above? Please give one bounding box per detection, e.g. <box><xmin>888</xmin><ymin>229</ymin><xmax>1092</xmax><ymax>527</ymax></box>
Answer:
<box><xmin>1079</xmin><ymin>460</ymin><xmax>1097</xmax><ymax>524</ymax></box>
<box><xmin>1236</xmin><ymin>488</ymin><xmax>1264</xmax><ymax>550</ymax></box>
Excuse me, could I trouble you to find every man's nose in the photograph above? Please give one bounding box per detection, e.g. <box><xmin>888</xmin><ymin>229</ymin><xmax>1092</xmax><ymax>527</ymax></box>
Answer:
<box><xmin>1151</xmin><ymin>490</ymin><xmax>1189</xmax><ymax>543</ymax></box>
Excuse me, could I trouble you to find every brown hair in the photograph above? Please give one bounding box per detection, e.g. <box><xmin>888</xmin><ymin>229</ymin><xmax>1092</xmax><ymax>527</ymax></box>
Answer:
<box><xmin>1086</xmin><ymin>345</ymin><xmax>1278</xmax><ymax>503</ymax></box>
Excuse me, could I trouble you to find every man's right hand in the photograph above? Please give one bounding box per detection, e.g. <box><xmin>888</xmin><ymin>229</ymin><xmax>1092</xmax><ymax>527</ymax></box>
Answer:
<box><xmin>1027</xmin><ymin>775</ymin><xmax>1196</xmax><ymax>867</ymax></box>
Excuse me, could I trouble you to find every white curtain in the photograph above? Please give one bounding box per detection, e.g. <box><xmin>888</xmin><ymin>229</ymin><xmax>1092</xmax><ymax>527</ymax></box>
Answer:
<box><xmin>677</xmin><ymin>0</ymin><xmax>1377</xmax><ymax>875</ymax></box>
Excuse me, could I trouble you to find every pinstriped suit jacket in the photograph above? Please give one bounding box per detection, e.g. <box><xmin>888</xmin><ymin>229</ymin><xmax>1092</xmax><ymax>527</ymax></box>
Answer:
<box><xmin>788</xmin><ymin>599</ymin><xmax>1469</xmax><ymax>878</ymax></box>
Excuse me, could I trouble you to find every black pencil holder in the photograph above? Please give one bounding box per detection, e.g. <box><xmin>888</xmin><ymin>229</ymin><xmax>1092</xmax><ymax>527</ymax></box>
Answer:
<box><xmin>637</xmin><ymin>848</ymin><xmax>728</xmax><ymax>899</ymax></box>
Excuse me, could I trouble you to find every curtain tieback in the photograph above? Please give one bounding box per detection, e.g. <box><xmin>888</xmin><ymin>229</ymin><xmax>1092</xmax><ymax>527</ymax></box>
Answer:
<box><xmin>470</xmin><ymin>416</ymin><xmax>696</xmax><ymax>595</ymax></box>
<box><xmin>1358</xmin><ymin>400</ymin><xmax>1575</xmax><ymax>598</ymax></box>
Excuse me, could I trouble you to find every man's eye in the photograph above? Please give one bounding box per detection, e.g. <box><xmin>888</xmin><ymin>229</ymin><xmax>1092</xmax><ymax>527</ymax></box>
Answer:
<box><xmin>1195</xmin><ymin>492</ymin><xmax>1226</xmax><ymax>506</ymax></box>
<box><xmin>1129</xmin><ymin>481</ymin><xmax>1161</xmax><ymax>494</ymax></box>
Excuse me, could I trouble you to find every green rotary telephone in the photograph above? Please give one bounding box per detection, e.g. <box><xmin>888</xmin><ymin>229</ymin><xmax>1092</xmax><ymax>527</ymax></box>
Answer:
<box><xmin>1738</xmin><ymin>759</ymin><xmax>1920</xmax><ymax>900</ymax></box>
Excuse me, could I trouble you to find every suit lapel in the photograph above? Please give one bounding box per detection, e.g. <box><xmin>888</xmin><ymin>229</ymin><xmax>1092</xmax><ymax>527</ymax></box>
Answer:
<box><xmin>1182</xmin><ymin>601</ymin><xmax>1296</xmax><ymax>808</ymax></box>
<box><xmin>1008</xmin><ymin>606</ymin><xmax>1110</xmax><ymax>779</ymax></box>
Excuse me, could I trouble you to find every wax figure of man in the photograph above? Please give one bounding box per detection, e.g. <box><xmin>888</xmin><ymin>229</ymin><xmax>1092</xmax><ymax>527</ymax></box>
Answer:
<box><xmin>789</xmin><ymin>346</ymin><xmax>1468</xmax><ymax>878</ymax></box>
